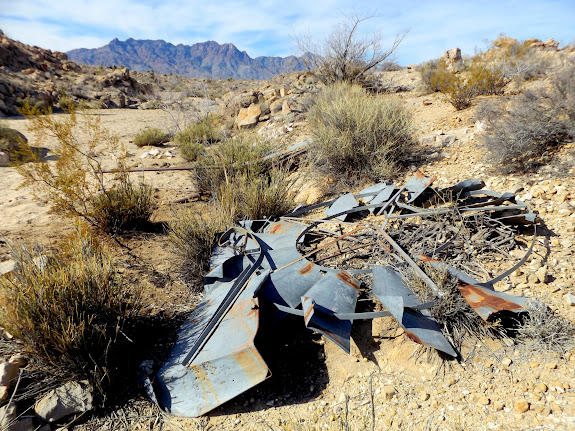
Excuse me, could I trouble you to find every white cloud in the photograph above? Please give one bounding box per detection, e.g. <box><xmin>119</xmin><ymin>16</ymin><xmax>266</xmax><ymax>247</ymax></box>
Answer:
<box><xmin>1</xmin><ymin>0</ymin><xmax>574</xmax><ymax>63</ymax></box>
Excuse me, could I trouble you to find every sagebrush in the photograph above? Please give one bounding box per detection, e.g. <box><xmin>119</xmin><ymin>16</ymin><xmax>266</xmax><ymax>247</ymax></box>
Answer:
<box><xmin>307</xmin><ymin>83</ymin><xmax>413</xmax><ymax>185</ymax></box>
<box><xmin>0</xmin><ymin>226</ymin><xmax>142</xmax><ymax>400</ymax></box>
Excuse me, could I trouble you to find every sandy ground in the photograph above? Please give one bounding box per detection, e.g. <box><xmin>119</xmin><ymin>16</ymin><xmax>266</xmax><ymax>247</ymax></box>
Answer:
<box><xmin>1</xmin><ymin>87</ymin><xmax>575</xmax><ymax>430</ymax></box>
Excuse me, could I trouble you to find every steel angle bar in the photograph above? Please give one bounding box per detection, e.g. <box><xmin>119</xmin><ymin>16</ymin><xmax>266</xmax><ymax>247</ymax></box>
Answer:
<box><xmin>440</xmin><ymin>179</ymin><xmax>486</xmax><ymax>195</ymax></box>
<box><xmin>154</xmin><ymin>269</ymin><xmax>270</xmax><ymax>417</ymax></box>
<box><xmin>418</xmin><ymin>256</ymin><xmax>528</xmax><ymax>320</ymax></box>
<box><xmin>374</xmin><ymin>226</ymin><xmax>442</xmax><ymax>297</ymax></box>
<box><xmin>372</xmin><ymin>266</ymin><xmax>457</xmax><ymax>357</ymax></box>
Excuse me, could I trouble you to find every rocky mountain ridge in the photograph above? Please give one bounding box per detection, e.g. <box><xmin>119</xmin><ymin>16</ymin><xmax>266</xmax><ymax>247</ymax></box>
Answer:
<box><xmin>67</xmin><ymin>38</ymin><xmax>306</xmax><ymax>80</ymax></box>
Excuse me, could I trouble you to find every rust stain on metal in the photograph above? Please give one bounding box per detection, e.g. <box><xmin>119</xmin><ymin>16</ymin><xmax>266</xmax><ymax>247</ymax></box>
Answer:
<box><xmin>459</xmin><ymin>284</ymin><xmax>523</xmax><ymax>313</ymax></box>
<box><xmin>188</xmin><ymin>364</ymin><xmax>220</xmax><ymax>402</ymax></box>
<box><xmin>299</xmin><ymin>261</ymin><xmax>314</xmax><ymax>275</ymax></box>
<box><xmin>268</xmin><ymin>222</ymin><xmax>291</xmax><ymax>234</ymax></box>
<box><xmin>405</xmin><ymin>330</ymin><xmax>423</xmax><ymax>345</ymax></box>
<box><xmin>336</xmin><ymin>271</ymin><xmax>360</xmax><ymax>291</ymax></box>
<box><xmin>231</xmin><ymin>347</ymin><xmax>267</xmax><ymax>383</ymax></box>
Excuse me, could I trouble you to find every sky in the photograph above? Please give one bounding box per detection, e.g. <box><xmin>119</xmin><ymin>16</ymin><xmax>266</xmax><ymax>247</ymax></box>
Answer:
<box><xmin>1</xmin><ymin>0</ymin><xmax>574</xmax><ymax>66</ymax></box>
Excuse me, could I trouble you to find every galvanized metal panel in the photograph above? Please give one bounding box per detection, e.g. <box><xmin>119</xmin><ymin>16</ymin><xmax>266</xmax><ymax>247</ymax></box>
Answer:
<box><xmin>155</xmin><ymin>271</ymin><xmax>270</xmax><ymax>417</ymax></box>
<box><xmin>325</xmin><ymin>193</ymin><xmax>358</xmax><ymax>221</ymax></box>
<box><xmin>372</xmin><ymin>266</ymin><xmax>457</xmax><ymax>357</ymax></box>
<box><xmin>404</xmin><ymin>171</ymin><xmax>435</xmax><ymax>203</ymax></box>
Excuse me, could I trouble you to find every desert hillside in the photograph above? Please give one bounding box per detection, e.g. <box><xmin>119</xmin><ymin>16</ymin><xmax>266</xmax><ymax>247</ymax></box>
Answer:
<box><xmin>0</xmin><ymin>32</ymin><xmax>574</xmax><ymax>431</ymax></box>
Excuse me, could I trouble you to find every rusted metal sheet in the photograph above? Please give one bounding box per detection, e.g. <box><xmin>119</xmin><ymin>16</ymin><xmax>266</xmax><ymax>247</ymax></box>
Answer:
<box><xmin>419</xmin><ymin>256</ymin><xmax>528</xmax><ymax>320</ymax></box>
<box><xmin>372</xmin><ymin>266</ymin><xmax>457</xmax><ymax>357</ymax></box>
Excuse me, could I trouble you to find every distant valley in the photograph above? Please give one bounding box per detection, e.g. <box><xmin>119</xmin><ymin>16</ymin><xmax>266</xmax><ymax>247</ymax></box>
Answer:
<box><xmin>67</xmin><ymin>38</ymin><xmax>306</xmax><ymax>80</ymax></box>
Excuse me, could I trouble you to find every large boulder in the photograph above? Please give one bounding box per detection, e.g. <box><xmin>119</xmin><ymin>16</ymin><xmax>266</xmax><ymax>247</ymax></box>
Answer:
<box><xmin>234</xmin><ymin>103</ymin><xmax>261</xmax><ymax>129</ymax></box>
<box><xmin>0</xmin><ymin>127</ymin><xmax>28</xmax><ymax>166</ymax></box>
<box><xmin>442</xmin><ymin>48</ymin><xmax>463</xmax><ymax>71</ymax></box>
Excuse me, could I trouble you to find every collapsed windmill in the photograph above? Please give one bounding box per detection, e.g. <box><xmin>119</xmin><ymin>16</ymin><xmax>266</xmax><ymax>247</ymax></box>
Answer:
<box><xmin>151</xmin><ymin>171</ymin><xmax>539</xmax><ymax>417</ymax></box>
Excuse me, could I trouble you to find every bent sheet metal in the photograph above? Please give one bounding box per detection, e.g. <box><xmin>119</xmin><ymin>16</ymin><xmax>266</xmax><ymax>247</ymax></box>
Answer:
<box><xmin>153</xmin><ymin>172</ymin><xmax>539</xmax><ymax>417</ymax></box>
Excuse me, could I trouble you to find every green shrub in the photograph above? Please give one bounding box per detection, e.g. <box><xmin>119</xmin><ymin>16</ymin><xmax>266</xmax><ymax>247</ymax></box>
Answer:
<box><xmin>194</xmin><ymin>132</ymin><xmax>271</xmax><ymax>195</ymax></box>
<box><xmin>0</xmin><ymin>226</ymin><xmax>142</xmax><ymax>399</ymax></box>
<box><xmin>307</xmin><ymin>82</ymin><xmax>413</xmax><ymax>185</ymax></box>
<box><xmin>133</xmin><ymin>127</ymin><xmax>170</xmax><ymax>147</ymax></box>
<box><xmin>217</xmin><ymin>167</ymin><xmax>296</xmax><ymax>221</ymax></box>
<box><xmin>477</xmin><ymin>61</ymin><xmax>575</xmax><ymax>173</ymax></box>
<box><xmin>175</xmin><ymin>114</ymin><xmax>221</xmax><ymax>161</ymax></box>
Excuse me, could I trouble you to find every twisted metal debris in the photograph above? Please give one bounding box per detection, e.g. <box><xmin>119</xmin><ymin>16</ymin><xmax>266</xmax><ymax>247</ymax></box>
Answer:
<box><xmin>152</xmin><ymin>171</ymin><xmax>539</xmax><ymax>417</ymax></box>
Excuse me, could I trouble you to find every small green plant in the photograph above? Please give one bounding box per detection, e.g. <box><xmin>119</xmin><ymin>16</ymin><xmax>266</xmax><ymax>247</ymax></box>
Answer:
<box><xmin>174</xmin><ymin>114</ymin><xmax>221</xmax><ymax>161</ymax></box>
<box><xmin>307</xmin><ymin>82</ymin><xmax>413</xmax><ymax>185</ymax></box>
<box><xmin>133</xmin><ymin>127</ymin><xmax>171</xmax><ymax>147</ymax></box>
<box><xmin>0</xmin><ymin>226</ymin><xmax>142</xmax><ymax>400</ymax></box>
<box><xmin>17</xmin><ymin>106</ymin><xmax>154</xmax><ymax>233</ymax></box>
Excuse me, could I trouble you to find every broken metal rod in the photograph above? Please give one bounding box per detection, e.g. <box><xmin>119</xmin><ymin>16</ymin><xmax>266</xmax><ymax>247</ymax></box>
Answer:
<box><xmin>374</xmin><ymin>225</ymin><xmax>443</xmax><ymax>297</ymax></box>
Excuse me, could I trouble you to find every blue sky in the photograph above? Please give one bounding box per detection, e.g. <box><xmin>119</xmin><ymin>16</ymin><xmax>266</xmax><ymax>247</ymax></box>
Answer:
<box><xmin>1</xmin><ymin>0</ymin><xmax>574</xmax><ymax>65</ymax></box>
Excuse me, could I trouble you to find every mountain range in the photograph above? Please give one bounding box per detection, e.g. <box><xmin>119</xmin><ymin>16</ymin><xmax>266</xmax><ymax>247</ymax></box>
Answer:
<box><xmin>67</xmin><ymin>38</ymin><xmax>306</xmax><ymax>80</ymax></box>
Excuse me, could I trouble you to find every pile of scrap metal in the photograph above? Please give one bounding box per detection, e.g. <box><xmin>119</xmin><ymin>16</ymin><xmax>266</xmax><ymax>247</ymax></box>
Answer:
<box><xmin>151</xmin><ymin>171</ymin><xmax>539</xmax><ymax>417</ymax></box>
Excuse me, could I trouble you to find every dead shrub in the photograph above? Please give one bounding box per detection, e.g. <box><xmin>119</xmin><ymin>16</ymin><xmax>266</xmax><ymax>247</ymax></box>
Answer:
<box><xmin>17</xmin><ymin>107</ymin><xmax>155</xmax><ymax>233</ymax></box>
<box><xmin>133</xmin><ymin>127</ymin><xmax>171</xmax><ymax>147</ymax></box>
<box><xmin>0</xmin><ymin>226</ymin><xmax>142</xmax><ymax>400</ymax></box>
<box><xmin>516</xmin><ymin>300</ymin><xmax>575</xmax><ymax>354</ymax></box>
<box><xmin>307</xmin><ymin>82</ymin><xmax>413</xmax><ymax>185</ymax></box>
<box><xmin>477</xmin><ymin>61</ymin><xmax>575</xmax><ymax>172</ymax></box>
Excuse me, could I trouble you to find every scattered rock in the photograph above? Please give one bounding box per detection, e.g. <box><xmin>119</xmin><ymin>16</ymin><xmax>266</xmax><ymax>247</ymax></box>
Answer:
<box><xmin>381</xmin><ymin>386</ymin><xmax>396</xmax><ymax>401</ymax></box>
<box><xmin>0</xmin><ymin>355</ymin><xmax>28</xmax><ymax>403</ymax></box>
<box><xmin>234</xmin><ymin>103</ymin><xmax>261</xmax><ymax>129</ymax></box>
<box><xmin>35</xmin><ymin>380</ymin><xmax>93</xmax><ymax>422</ymax></box>
<box><xmin>478</xmin><ymin>396</ymin><xmax>490</xmax><ymax>405</ymax></box>
<box><xmin>514</xmin><ymin>399</ymin><xmax>530</xmax><ymax>413</ymax></box>
<box><xmin>442</xmin><ymin>48</ymin><xmax>463</xmax><ymax>71</ymax></box>
<box><xmin>563</xmin><ymin>293</ymin><xmax>575</xmax><ymax>306</ymax></box>
<box><xmin>502</xmin><ymin>357</ymin><xmax>513</xmax><ymax>367</ymax></box>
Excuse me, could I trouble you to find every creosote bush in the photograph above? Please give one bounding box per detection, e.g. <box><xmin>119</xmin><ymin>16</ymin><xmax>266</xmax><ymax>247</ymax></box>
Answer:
<box><xmin>17</xmin><ymin>106</ymin><xmax>154</xmax><ymax>233</ymax></box>
<box><xmin>308</xmin><ymin>82</ymin><xmax>413</xmax><ymax>185</ymax></box>
<box><xmin>0</xmin><ymin>226</ymin><xmax>142</xmax><ymax>400</ymax></box>
<box><xmin>174</xmin><ymin>114</ymin><xmax>221</xmax><ymax>162</ymax></box>
<box><xmin>477</xmin><ymin>61</ymin><xmax>575</xmax><ymax>172</ymax></box>
<box><xmin>133</xmin><ymin>127</ymin><xmax>171</xmax><ymax>147</ymax></box>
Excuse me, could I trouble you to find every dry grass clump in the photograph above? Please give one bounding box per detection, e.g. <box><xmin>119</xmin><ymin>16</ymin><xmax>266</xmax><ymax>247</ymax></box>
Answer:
<box><xmin>404</xmin><ymin>264</ymin><xmax>504</xmax><ymax>350</ymax></box>
<box><xmin>308</xmin><ymin>82</ymin><xmax>413</xmax><ymax>185</ymax></box>
<box><xmin>0</xmin><ymin>226</ymin><xmax>142</xmax><ymax>400</ymax></box>
<box><xmin>169</xmin><ymin>207</ymin><xmax>233</xmax><ymax>292</ymax></box>
<box><xmin>133</xmin><ymin>127</ymin><xmax>171</xmax><ymax>147</ymax></box>
<box><xmin>516</xmin><ymin>300</ymin><xmax>575</xmax><ymax>354</ymax></box>
<box><xmin>17</xmin><ymin>107</ymin><xmax>155</xmax><ymax>233</ymax></box>
<box><xmin>194</xmin><ymin>132</ymin><xmax>271</xmax><ymax>195</ymax></box>
<box><xmin>477</xmin><ymin>60</ymin><xmax>575</xmax><ymax>173</ymax></box>
<box><xmin>174</xmin><ymin>114</ymin><xmax>221</xmax><ymax>162</ymax></box>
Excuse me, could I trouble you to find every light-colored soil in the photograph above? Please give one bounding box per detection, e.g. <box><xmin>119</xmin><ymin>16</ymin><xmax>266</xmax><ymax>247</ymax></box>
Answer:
<box><xmin>1</xmin><ymin>77</ymin><xmax>574</xmax><ymax>431</ymax></box>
